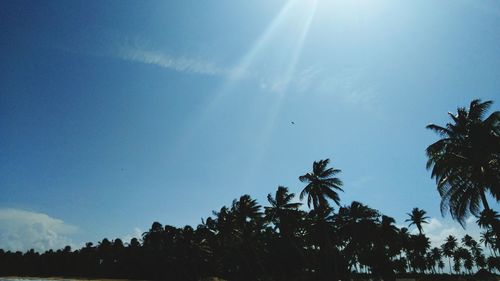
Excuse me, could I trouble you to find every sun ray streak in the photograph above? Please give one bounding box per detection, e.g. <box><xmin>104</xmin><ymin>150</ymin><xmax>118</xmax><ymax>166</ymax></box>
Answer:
<box><xmin>173</xmin><ymin>0</ymin><xmax>299</xmax><ymax>153</ymax></box>
<box><xmin>207</xmin><ymin>0</ymin><xmax>299</xmax><ymax>109</ymax></box>
<box><xmin>245</xmin><ymin>0</ymin><xmax>319</xmax><ymax>179</ymax></box>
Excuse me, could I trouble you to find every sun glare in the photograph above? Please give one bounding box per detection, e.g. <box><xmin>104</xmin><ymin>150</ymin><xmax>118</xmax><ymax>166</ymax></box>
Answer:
<box><xmin>178</xmin><ymin>0</ymin><xmax>319</xmax><ymax>158</ymax></box>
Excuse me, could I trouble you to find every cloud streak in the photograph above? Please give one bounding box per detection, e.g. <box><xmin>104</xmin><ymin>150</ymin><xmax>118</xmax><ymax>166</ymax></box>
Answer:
<box><xmin>0</xmin><ymin>209</ymin><xmax>77</xmax><ymax>252</ymax></box>
<box><xmin>116</xmin><ymin>47</ymin><xmax>230</xmax><ymax>76</ymax></box>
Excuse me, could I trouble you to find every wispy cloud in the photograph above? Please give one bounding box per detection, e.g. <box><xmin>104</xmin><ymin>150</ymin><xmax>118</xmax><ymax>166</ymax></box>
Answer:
<box><xmin>0</xmin><ymin>208</ymin><xmax>77</xmax><ymax>252</ymax></box>
<box><xmin>114</xmin><ymin>43</ymin><xmax>327</xmax><ymax>97</ymax></box>
<box><xmin>116</xmin><ymin>47</ymin><xmax>230</xmax><ymax>76</ymax></box>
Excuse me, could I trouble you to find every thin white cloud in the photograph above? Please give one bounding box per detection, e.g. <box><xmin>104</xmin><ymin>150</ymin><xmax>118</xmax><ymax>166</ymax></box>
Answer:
<box><xmin>116</xmin><ymin>47</ymin><xmax>229</xmax><ymax>76</ymax></box>
<box><xmin>0</xmin><ymin>208</ymin><xmax>77</xmax><ymax>252</ymax></box>
<box><xmin>114</xmin><ymin>44</ymin><xmax>327</xmax><ymax>97</ymax></box>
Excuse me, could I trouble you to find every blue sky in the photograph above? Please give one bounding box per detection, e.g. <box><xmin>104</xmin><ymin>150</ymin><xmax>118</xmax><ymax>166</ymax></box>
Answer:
<box><xmin>0</xmin><ymin>0</ymin><xmax>499</xmax><ymax>251</ymax></box>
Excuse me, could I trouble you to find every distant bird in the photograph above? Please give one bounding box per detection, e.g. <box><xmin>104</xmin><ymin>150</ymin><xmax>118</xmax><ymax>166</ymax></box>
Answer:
<box><xmin>291</xmin><ymin>122</ymin><xmax>295</xmax><ymax>125</ymax></box>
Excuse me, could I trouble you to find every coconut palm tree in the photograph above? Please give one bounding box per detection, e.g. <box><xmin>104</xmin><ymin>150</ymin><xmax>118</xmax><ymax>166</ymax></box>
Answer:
<box><xmin>477</xmin><ymin>209</ymin><xmax>500</xmax><ymax>250</ymax></box>
<box><xmin>430</xmin><ymin>247</ymin><xmax>442</xmax><ymax>273</ymax></box>
<box><xmin>410</xmin><ymin>234</ymin><xmax>431</xmax><ymax>273</ymax></box>
<box><xmin>299</xmin><ymin>159</ymin><xmax>343</xmax><ymax>211</ymax></box>
<box><xmin>299</xmin><ymin>159</ymin><xmax>345</xmax><ymax>281</ymax></box>
<box><xmin>426</xmin><ymin>99</ymin><xmax>500</xmax><ymax>226</ymax></box>
<box><xmin>265</xmin><ymin>186</ymin><xmax>301</xmax><ymax>236</ymax></box>
<box><xmin>477</xmin><ymin>209</ymin><xmax>500</xmax><ymax>229</ymax></box>
<box><xmin>442</xmin><ymin>235</ymin><xmax>458</xmax><ymax>274</ymax></box>
<box><xmin>265</xmin><ymin>186</ymin><xmax>303</xmax><ymax>280</ymax></box>
<box><xmin>463</xmin><ymin>251</ymin><xmax>474</xmax><ymax>274</ymax></box>
<box><xmin>438</xmin><ymin>260</ymin><xmax>445</xmax><ymax>273</ymax></box>
<box><xmin>231</xmin><ymin>194</ymin><xmax>263</xmax><ymax>236</ymax></box>
<box><xmin>398</xmin><ymin>227</ymin><xmax>412</xmax><ymax>272</ymax></box>
<box><xmin>462</xmin><ymin>234</ymin><xmax>476</xmax><ymax>249</ymax></box>
<box><xmin>480</xmin><ymin>230</ymin><xmax>498</xmax><ymax>257</ymax></box>
<box><xmin>336</xmin><ymin>201</ymin><xmax>380</xmax><ymax>273</ymax></box>
<box><xmin>405</xmin><ymin>208</ymin><xmax>430</xmax><ymax>235</ymax></box>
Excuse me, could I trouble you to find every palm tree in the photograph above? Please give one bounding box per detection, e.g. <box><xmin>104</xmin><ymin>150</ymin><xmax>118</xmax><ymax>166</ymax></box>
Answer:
<box><xmin>430</xmin><ymin>247</ymin><xmax>442</xmax><ymax>273</ymax></box>
<box><xmin>426</xmin><ymin>99</ymin><xmax>500</xmax><ymax>226</ymax></box>
<box><xmin>462</xmin><ymin>234</ymin><xmax>475</xmax><ymax>248</ymax></box>
<box><xmin>299</xmin><ymin>159</ymin><xmax>345</xmax><ymax>281</ymax></box>
<box><xmin>462</xmin><ymin>250</ymin><xmax>474</xmax><ymax>274</ymax></box>
<box><xmin>411</xmin><ymin>234</ymin><xmax>431</xmax><ymax>273</ymax></box>
<box><xmin>453</xmin><ymin>248</ymin><xmax>465</xmax><ymax>274</ymax></box>
<box><xmin>265</xmin><ymin>186</ymin><xmax>301</xmax><ymax>236</ymax></box>
<box><xmin>398</xmin><ymin>227</ymin><xmax>412</xmax><ymax>272</ymax></box>
<box><xmin>405</xmin><ymin>208</ymin><xmax>430</xmax><ymax>235</ymax></box>
<box><xmin>231</xmin><ymin>194</ymin><xmax>263</xmax><ymax>236</ymax></box>
<box><xmin>265</xmin><ymin>186</ymin><xmax>303</xmax><ymax>280</ymax></box>
<box><xmin>336</xmin><ymin>201</ymin><xmax>380</xmax><ymax>273</ymax></box>
<box><xmin>477</xmin><ymin>209</ymin><xmax>500</xmax><ymax>250</ymax></box>
<box><xmin>477</xmin><ymin>209</ymin><xmax>500</xmax><ymax>229</ymax></box>
<box><xmin>438</xmin><ymin>259</ymin><xmax>445</xmax><ymax>273</ymax></box>
<box><xmin>442</xmin><ymin>235</ymin><xmax>458</xmax><ymax>274</ymax></box>
<box><xmin>480</xmin><ymin>230</ymin><xmax>498</xmax><ymax>257</ymax></box>
<box><xmin>299</xmin><ymin>159</ymin><xmax>343</xmax><ymax>211</ymax></box>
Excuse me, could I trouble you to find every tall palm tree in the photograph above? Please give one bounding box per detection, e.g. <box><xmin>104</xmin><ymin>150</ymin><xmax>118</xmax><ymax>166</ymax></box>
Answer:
<box><xmin>398</xmin><ymin>227</ymin><xmax>412</xmax><ymax>272</ymax></box>
<box><xmin>462</xmin><ymin>249</ymin><xmax>474</xmax><ymax>274</ymax></box>
<box><xmin>426</xmin><ymin>99</ymin><xmax>500</xmax><ymax>225</ymax></box>
<box><xmin>410</xmin><ymin>234</ymin><xmax>431</xmax><ymax>273</ymax></box>
<box><xmin>442</xmin><ymin>235</ymin><xmax>458</xmax><ymax>274</ymax></box>
<box><xmin>299</xmin><ymin>159</ymin><xmax>344</xmax><ymax>281</ymax></box>
<box><xmin>299</xmin><ymin>159</ymin><xmax>343</xmax><ymax>210</ymax></box>
<box><xmin>265</xmin><ymin>186</ymin><xmax>303</xmax><ymax>280</ymax></box>
<box><xmin>405</xmin><ymin>208</ymin><xmax>430</xmax><ymax>235</ymax></box>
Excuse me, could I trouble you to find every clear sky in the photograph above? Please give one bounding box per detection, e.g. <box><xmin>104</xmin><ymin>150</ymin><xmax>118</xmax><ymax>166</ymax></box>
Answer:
<box><xmin>1</xmin><ymin>0</ymin><xmax>499</xmax><ymax>251</ymax></box>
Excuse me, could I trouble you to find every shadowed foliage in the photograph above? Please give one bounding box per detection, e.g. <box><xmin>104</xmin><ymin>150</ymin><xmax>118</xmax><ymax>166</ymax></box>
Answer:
<box><xmin>426</xmin><ymin>99</ymin><xmax>500</xmax><ymax>226</ymax></box>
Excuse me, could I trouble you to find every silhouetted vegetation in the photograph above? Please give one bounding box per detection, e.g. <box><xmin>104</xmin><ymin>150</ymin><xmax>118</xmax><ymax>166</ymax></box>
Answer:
<box><xmin>0</xmin><ymin>100</ymin><xmax>498</xmax><ymax>281</ymax></box>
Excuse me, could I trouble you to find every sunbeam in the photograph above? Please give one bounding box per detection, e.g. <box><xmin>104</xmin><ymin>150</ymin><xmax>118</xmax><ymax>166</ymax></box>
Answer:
<box><xmin>173</xmin><ymin>0</ymin><xmax>299</xmax><ymax>153</ymax></box>
<box><xmin>244</xmin><ymin>0</ymin><xmax>319</xmax><ymax>181</ymax></box>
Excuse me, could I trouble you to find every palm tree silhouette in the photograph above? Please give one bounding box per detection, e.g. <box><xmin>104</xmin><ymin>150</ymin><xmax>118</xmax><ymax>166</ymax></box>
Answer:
<box><xmin>441</xmin><ymin>235</ymin><xmax>458</xmax><ymax>274</ymax></box>
<box><xmin>299</xmin><ymin>159</ymin><xmax>343</xmax><ymax>211</ymax></box>
<box><xmin>426</xmin><ymin>99</ymin><xmax>500</xmax><ymax>225</ymax></box>
<box><xmin>429</xmin><ymin>247</ymin><xmax>442</xmax><ymax>273</ymax></box>
<box><xmin>265</xmin><ymin>186</ymin><xmax>301</xmax><ymax>237</ymax></box>
<box><xmin>405</xmin><ymin>208</ymin><xmax>429</xmax><ymax>235</ymax></box>
<box><xmin>299</xmin><ymin>159</ymin><xmax>345</xmax><ymax>281</ymax></box>
<box><xmin>480</xmin><ymin>230</ymin><xmax>498</xmax><ymax>257</ymax></box>
<box><xmin>336</xmin><ymin>201</ymin><xmax>380</xmax><ymax>273</ymax></box>
<box><xmin>476</xmin><ymin>207</ymin><xmax>500</xmax><ymax>251</ymax></box>
<box><xmin>477</xmin><ymin>209</ymin><xmax>500</xmax><ymax>229</ymax></box>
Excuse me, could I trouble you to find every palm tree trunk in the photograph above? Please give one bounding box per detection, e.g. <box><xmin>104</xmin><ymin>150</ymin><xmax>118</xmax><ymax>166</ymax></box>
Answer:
<box><xmin>448</xmin><ymin>257</ymin><xmax>452</xmax><ymax>274</ymax></box>
<box><xmin>480</xmin><ymin>192</ymin><xmax>490</xmax><ymax>211</ymax></box>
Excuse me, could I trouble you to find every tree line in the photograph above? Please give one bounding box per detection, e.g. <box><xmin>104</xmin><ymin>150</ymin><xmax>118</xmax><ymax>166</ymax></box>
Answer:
<box><xmin>0</xmin><ymin>99</ymin><xmax>498</xmax><ymax>281</ymax></box>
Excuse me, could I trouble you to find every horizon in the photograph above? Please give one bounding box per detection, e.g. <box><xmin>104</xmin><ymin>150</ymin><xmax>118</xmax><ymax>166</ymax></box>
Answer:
<box><xmin>1</xmin><ymin>0</ymin><xmax>499</xmax><ymax>253</ymax></box>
